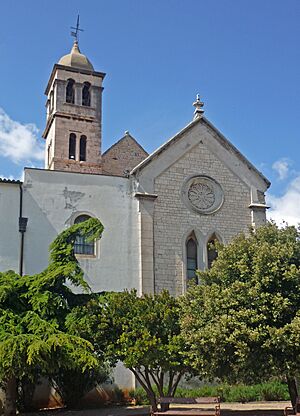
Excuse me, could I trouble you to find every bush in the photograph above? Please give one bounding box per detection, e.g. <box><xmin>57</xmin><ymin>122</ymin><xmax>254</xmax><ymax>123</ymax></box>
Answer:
<box><xmin>259</xmin><ymin>382</ymin><xmax>290</xmax><ymax>401</ymax></box>
<box><xmin>52</xmin><ymin>367</ymin><xmax>109</xmax><ymax>408</ymax></box>
<box><xmin>128</xmin><ymin>387</ymin><xmax>149</xmax><ymax>405</ymax></box>
<box><xmin>129</xmin><ymin>381</ymin><xmax>289</xmax><ymax>404</ymax></box>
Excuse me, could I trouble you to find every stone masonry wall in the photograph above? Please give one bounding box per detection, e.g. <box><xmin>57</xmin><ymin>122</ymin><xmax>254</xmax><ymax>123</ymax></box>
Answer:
<box><xmin>102</xmin><ymin>134</ymin><xmax>148</xmax><ymax>176</ymax></box>
<box><xmin>153</xmin><ymin>141</ymin><xmax>252</xmax><ymax>296</ymax></box>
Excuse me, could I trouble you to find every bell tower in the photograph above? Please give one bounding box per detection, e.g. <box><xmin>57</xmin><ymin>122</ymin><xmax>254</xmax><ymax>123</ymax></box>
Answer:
<box><xmin>42</xmin><ymin>40</ymin><xmax>105</xmax><ymax>174</ymax></box>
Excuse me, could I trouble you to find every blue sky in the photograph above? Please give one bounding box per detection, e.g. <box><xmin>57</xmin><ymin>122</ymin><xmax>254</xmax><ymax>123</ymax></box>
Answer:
<box><xmin>0</xmin><ymin>0</ymin><xmax>299</xmax><ymax>224</ymax></box>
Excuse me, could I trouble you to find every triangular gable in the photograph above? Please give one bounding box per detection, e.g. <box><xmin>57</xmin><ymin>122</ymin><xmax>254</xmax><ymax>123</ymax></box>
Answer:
<box><xmin>130</xmin><ymin>117</ymin><xmax>270</xmax><ymax>190</ymax></box>
<box><xmin>102</xmin><ymin>133</ymin><xmax>148</xmax><ymax>177</ymax></box>
<box><xmin>102</xmin><ymin>133</ymin><xmax>148</xmax><ymax>157</ymax></box>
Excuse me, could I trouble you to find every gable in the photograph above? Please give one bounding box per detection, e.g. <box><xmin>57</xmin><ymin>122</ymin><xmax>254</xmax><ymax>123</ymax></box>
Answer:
<box><xmin>102</xmin><ymin>133</ymin><xmax>148</xmax><ymax>176</ymax></box>
<box><xmin>131</xmin><ymin>117</ymin><xmax>270</xmax><ymax>194</ymax></box>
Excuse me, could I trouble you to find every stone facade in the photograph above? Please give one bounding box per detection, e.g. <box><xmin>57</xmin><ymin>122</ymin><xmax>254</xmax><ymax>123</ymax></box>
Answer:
<box><xmin>133</xmin><ymin>117</ymin><xmax>270</xmax><ymax>297</ymax></box>
<box><xmin>102</xmin><ymin>133</ymin><xmax>148</xmax><ymax>176</ymax></box>
<box><xmin>153</xmin><ymin>142</ymin><xmax>251</xmax><ymax>296</ymax></box>
<box><xmin>43</xmin><ymin>65</ymin><xmax>105</xmax><ymax>174</ymax></box>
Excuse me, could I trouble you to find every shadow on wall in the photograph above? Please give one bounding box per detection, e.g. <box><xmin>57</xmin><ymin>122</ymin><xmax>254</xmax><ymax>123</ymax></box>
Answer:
<box><xmin>32</xmin><ymin>380</ymin><xmax>133</xmax><ymax>410</ymax></box>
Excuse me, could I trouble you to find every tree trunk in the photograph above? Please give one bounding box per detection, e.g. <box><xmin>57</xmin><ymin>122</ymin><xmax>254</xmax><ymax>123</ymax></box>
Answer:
<box><xmin>131</xmin><ymin>368</ymin><xmax>158</xmax><ymax>412</ymax></box>
<box><xmin>287</xmin><ymin>376</ymin><xmax>298</xmax><ymax>410</ymax></box>
<box><xmin>149</xmin><ymin>394</ymin><xmax>158</xmax><ymax>413</ymax></box>
<box><xmin>1</xmin><ymin>376</ymin><xmax>17</xmax><ymax>416</ymax></box>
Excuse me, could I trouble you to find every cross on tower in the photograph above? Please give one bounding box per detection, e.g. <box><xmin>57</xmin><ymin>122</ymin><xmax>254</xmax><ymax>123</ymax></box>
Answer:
<box><xmin>71</xmin><ymin>15</ymin><xmax>84</xmax><ymax>42</ymax></box>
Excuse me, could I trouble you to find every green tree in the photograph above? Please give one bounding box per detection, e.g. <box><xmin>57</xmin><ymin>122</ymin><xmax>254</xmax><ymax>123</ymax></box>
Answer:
<box><xmin>67</xmin><ymin>290</ymin><xmax>192</xmax><ymax>411</ymax></box>
<box><xmin>180</xmin><ymin>222</ymin><xmax>300</xmax><ymax>407</ymax></box>
<box><xmin>0</xmin><ymin>218</ymin><xmax>105</xmax><ymax>416</ymax></box>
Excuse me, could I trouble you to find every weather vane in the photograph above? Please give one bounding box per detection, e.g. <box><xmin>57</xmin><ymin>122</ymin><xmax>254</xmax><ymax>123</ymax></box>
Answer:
<box><xmin>71</xmin><ymin>15</ymin><xmax>84</xmax><ymax>42</ymax></box>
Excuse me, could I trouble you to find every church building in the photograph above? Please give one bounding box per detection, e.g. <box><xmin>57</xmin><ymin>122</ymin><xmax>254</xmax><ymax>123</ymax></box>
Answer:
<box><xmin>0</xmin><ymin>38</ymin><xmax>271</xmax><ymax>392</ymax></box>
<box><xmin>0</xmin><ymin>40</ymin><xmax>270</xmax><ymax>297</ymax></box>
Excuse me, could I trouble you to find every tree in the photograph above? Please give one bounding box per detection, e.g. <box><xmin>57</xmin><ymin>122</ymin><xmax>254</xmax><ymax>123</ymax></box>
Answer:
<box><xmin>0</xmin><ymin>218</ymin><xmax>105</xmax><ymax>416</ymax></box>
<box><xmin>180</xmin><ymin>222</ymin><xmax>300</xmax><ymax>407</ymax></box>
<box><xmin>67</xmin><ymin>290</ymin><xmax>192</xmax><ymax>412</ymax></box>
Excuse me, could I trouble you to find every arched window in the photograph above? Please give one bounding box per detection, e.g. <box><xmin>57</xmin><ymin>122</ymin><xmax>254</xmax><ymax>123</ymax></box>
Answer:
<box><xmin>207</xmin><ymin>233</ymin><xmax>220</xmax><ymax>269</ymax></box>
<box><xmin>82</xmin><ymin>82</ymin><xmax>91</xmax><ymax>106</ymax></box>
<box><xmin>69</xmin><ymin>133</ymin><xmax>76</xmax><ymax>160</ymax></box>
<box><xmin>80</xmin><ymin>135</ymin><xmax>87</xmax><ymax>161</ymax></box>
<box><xmin>66</xmin><ymin>79</ymin><xmax>75</xmax><ymax>104</ymax></box>
<box><xmin>186</xmin><ymin>233</ymin><xmax>198</xmax><ymax>283</ymax></box>
<box><xmin>74</xmin><ymin>214</ymin><xmax>95</xmax><ymax>255</ymax></box>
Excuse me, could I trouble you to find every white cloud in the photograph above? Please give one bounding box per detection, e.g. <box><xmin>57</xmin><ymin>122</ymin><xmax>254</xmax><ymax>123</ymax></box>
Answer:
<box><xmin>267</xmin><ymin>175</ymin><xmax>300</xmax><ymax>226</ymax></box>
<box><xmin>0</xmin><ymin>108</ymin><xmax>44</xmax><ymax>164</ymax></box>
<box><xmin>272</xmin><ymin>158</ymin><xmax>291</xmax><ymax>180</ymax></box>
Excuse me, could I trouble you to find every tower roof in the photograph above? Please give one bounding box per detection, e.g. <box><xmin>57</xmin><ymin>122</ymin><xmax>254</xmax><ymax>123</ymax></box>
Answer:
<box><xmin>58</xmin><ymin>41</ymin><xmax>94</xmax><ymax>71</ymax></box>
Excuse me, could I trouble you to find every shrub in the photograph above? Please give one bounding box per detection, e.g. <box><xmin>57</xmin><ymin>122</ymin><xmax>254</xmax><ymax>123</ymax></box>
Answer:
<box><xmin>129</xmin><ymin>381</ymin><xmax>289</xmax><ymax>404</ymax></box>
<box><xmin>52</xmin><ymin>367</ymin><xmax>109</xmax><ymax>408</ymax></box>
<box><xmin>128</xmin><ymin>387</ymin><xmax>149</xmax><ymax>405</ymax></box>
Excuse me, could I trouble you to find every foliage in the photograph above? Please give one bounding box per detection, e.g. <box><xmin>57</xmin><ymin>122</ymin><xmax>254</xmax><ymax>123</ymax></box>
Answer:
<box><xmin>180</xmin><ymin>223</ymin><xmax>300</xmax><ymax>402</ymax></box>
<box><xmin>51</xmin><ymin>366</ymin><xmax>109</xmax><ymax>408</ymax></box>
<box><xmin>129</xmin><ymin>380</ymin><xmax>289</xmax><ymax>404</ymax></box>
<box><xmin>0</xmin><ymin>218</ymin><xmax>105</xmax><ymax>416</ymax></box>
<box><xmin>67</xmin><ymin>290</ymin><xmax>192</xmax><ymax>411</ymax></box>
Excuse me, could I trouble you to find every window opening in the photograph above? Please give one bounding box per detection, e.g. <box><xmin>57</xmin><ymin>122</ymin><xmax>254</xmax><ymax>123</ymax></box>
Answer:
<box><xmin>207</xmin><ymin>233</ymin><xmax>219</xmax><ymax>269</ymax></box>
<box><xmin>82</xmin><ymin>82</ymin><xmax>91</xmax><ymax>106</ymax></box>
<box><xmin>69</xmin><ymin>133</ymin><xmax>76</xmax><ymax>160</ymax></box>
<box><xmin>74</xmin><ymin>214</ymin><xmax>95</xmax><ymax>255</ymax></box>
<box><xmin>66</xmin><ymin>79</ymin><xmax>75</xmax><ymax>104</ymax></box>
<box><xmin>186</xmin><ymin>233</ymin><xmax>198</xmax><ymax>283</ymax></box>
<box><xmin>80</xmin><ymin>135</ymin><xmax>87</xmax><ymax>161</ymax></box>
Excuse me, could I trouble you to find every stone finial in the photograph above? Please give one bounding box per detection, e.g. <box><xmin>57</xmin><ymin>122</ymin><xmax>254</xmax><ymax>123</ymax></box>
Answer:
<box><xmin>193</xmin><ymin>94</ymin><xmax>204</xmax><ymax>120</ymax></box>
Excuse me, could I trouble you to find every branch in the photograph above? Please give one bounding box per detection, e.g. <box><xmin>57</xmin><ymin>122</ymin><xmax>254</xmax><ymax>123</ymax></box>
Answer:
<box><xmin>167</xmin><ymin>370</ymin><xmax>175</xmax><ymax>396</ymax></box>
<box><xmin>149</xmin><ymin>368</ymin><xmax>164</xmax><ymax>397</ymax></box>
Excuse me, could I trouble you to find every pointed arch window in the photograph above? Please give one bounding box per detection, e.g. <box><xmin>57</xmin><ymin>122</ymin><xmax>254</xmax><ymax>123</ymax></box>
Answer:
<box><xmin>186</xmin><ymin>233</ymin><xmax>198</xmax><ymax>283</ymax></box>
<box><xmin>74</xmin><ymin>214</ymin><xmax>95</xmax><ymax>256</ymax></box>
<box><xmin>82</xmin><ymin>82</ymin><xmax>91</xmax><ymax>106</ymax></box>
<box><xmin>69</xmin><ymin>133</ymin><xmax>76</xmax><ymax>160</ymax></box>
<box><xmin>80</xmin><ymin>135</ymin><xmax>87</xmax><ymax>161</ymax></box>
<box><xmin>66</xmin><ymin>79</ymin><xmax>75</xmax><ymax>104</ymax></box>
<box><xmin>207</xmin><ymin>233</ymin><xmax>220</xmax><ymax>269</ymax></box>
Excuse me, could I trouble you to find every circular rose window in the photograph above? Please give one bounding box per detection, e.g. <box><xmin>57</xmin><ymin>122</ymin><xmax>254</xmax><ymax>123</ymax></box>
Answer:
<box><xmin>182</xmin><ymin>175</ymin><xmax>224</xmax><ymax>214</ymax></box>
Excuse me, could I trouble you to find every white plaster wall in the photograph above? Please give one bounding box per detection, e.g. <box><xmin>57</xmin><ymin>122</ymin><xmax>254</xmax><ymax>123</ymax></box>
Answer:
<box><xmin>0</xmin><ymin>183</ymin><xmax>20</xmax><ymax>273</ymax></box>
<box><xmin>22</xmin><ymin>168</ymin><xmax>141</xmax><ymax>294</ymax></box>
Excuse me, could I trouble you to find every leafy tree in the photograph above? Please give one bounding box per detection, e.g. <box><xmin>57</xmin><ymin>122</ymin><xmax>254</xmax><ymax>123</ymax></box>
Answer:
<box><xmin>180</xmin><ymin>222</ymin><xmax>300</xmax><ymax>407</ymax></box>
<box><xmin>0</xmin><ymin>218</ymin><xmax>105</xmax><ymax>416</ymax></box>
<box><xmin>67</xmin><ymin>290</ymin><xmax>192</xmax><ymax>411</ymax></box>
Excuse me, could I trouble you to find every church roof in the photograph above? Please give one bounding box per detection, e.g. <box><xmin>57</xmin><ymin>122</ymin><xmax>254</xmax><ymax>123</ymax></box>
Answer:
<box><xmin>130</xmin><ymin>116</ymin><xmax>270</xmax><ymax>188</ymax></box>
<box><xmin>0</xmin><ymin>178</ymin><xmax>22</xmax><ymax>184</ymax></box>
<box><xmin>58</xmin><ymin>41</ymin><xmax>94</xmax><ymax>71</ymax></box>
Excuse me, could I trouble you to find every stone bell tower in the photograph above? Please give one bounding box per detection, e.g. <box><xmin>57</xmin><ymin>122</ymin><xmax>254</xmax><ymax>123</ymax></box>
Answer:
<box><xmin>42</xmin><ymin>40</ymin><xmax>105</xmax><ymax>174</ymax></box>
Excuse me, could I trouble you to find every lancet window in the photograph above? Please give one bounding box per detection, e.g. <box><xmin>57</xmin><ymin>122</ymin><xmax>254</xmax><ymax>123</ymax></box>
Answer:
<box><xmin>69</xmin><ymin>133</ymin><xmax>76</xmax><ymax>160</ymax></box>
<box><xmin>82</xmin><ymin>82</ymin><xmax>91</xmax><ymax>106</ymax></box>
<box><xmin>186</xmin><ymin>232</ymin><xmax>198</xmax><ymax>283</ymax></box>
<box><xmin>80</xmin><ymin>135</ymin><xmax>87</xmax><ymax>161</ymax></box>
<box><xmin>66</xmin><ymin>79</ymin><xmax>75</xmax><ymax>104</ymax></box>
<box><xmin>207</xmin><ymin>233</ymin><xmax>220</xmax><ymax>269</ymax></box>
